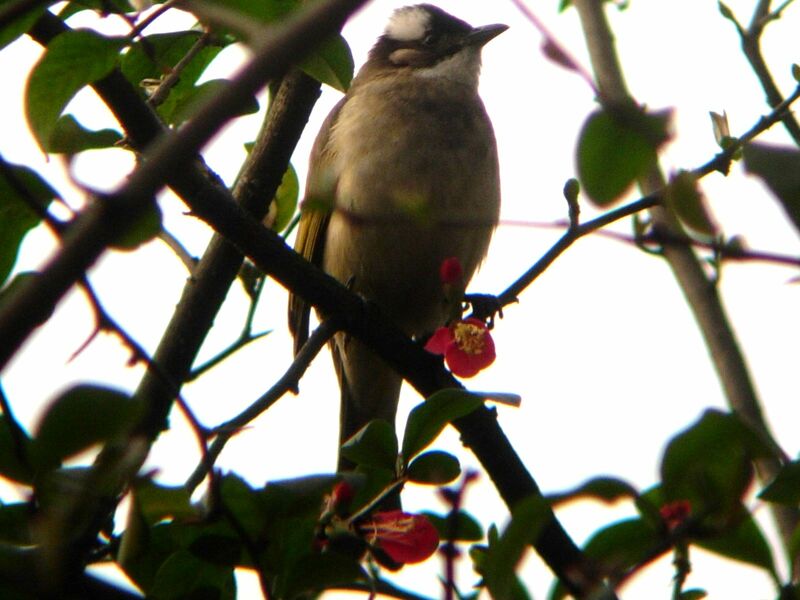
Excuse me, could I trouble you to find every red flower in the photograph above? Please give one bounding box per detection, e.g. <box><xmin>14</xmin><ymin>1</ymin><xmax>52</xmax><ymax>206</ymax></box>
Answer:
<box><xmin>439</xmin><ymin>257</ymin><xmax>464</xmax><ymax>286</ymax></box>
<box><xmin>425</xmin><ymin>318</ymin><xmax>496</xmax><ymax>377</ymax></box>
<box><xmin>361</xmin><ymin>510</ymin><xmax>439</xmax><ymax>564</ymax></box>
<box><xmin>660</xmin><ymin>500</ymin><xmax>691</xmax><ymax>531</ymax></box>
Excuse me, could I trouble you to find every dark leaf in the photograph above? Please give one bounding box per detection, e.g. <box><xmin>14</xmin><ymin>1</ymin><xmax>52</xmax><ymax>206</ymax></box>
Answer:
<box><xmin>149</xmin><ymin>550</ymin><xmax>236</xmax><ymax>600</ymax></box>
<box><xmin>284</xmin><ymin>552</ymin><xmax>366</xmax><ymax>597</ymax></box>
<box><xmin>743</xmin><ymin>142</ymin><xmax>800</xmax><ymax>234</ymax></box>
<box><xmin>0</xmin><ymin>1</ymin><xmax>50</xmax><ymax>50</ymax></box>
<box><xmin>696</xmin><ymin>512</ymin><xmax>776</xmax><ymax>574</ymax></box>
<box><xmin>0</xmin><ymin>416</ymin><xmax>33</xmax><ymax>483</ymax></box>
<box><xmin>340</xmin><ymin>419</ymin><xmax>397</xmax><ymax>471</ymax></box>
<box><xmin>577</xmin><ymin>107</ymin><xmax>670</xmax><ymax>206</ymax></box>
<box><xmin>665</xmin><ymin>170</ymin><xmax>717</xmax><ymax>235</ymax></box>
<box><xmin>188</xmin><ymin>534</ymin><xmax>242</xmax><ymax>566</ymax></box>
<box><xmin>25</xmin><ymin>29</ymin><xmax>122</xmax><ymax>151</ymax></box>
<box><xmin>0</xmin><ymin>164</ymin><xmax>57</xmax><ymax>286</ymax></box>
<box><xmin>110</xmin><ymin>201</ymin><xmax>162</xmax><ymax>251</ymax></box>
<box><xmin>407</xmin><ymin>450</ymin><xmax>461</xmax><ymax>485</ymax></box>
<box><xmin>162</xmin><ymin>78</ymin><xmax>259</xmax><ymax>126</ymax></box>
<box><xmin>482</xmin><ymin>496</ymin><xmax>550</xmax><ymax>600</ymax></box>
<box><xmin>300</xmin><ymin>34</ymin><xmax>354</xmax><ymax>92</ymax></box>
<box><xmin>549</xmin><ymin>476</ymin><xmax>639</xmax><ymax>506</ymax></box>
<box><xmin>0</xmin><ymin>503</ymin><xmax>33</xmax><ymax>544</ymax></box>
<box><xmin>679</xmin><ymin>590</ymin><xmax>708</xmax><ymax>600</ymax></box>
<box><xmin>33</xmin><ymin>384</ymin><xmax>141</xmax><ymax>466</ymax></box>
<box><xmin>270</xmin><ymin>163</ymin><xmax>299</xmax><ymax>233</ymax></box>
<box><xmin>423</xmin><ymin>510</ymin><xmax>483</xmax><ymax>542</ymax></box>
<box><xmin>401</xmin><ymin>389</ymin><xmax>483</xmax><ymax>461</ymax></box>
<box><xmin>47</xmin><ymin>114</ymin><xmax>122</xmax><ymax>154</ymax></box>
<box><xmin>759</xmin><ymin>460</ymin><xmax>800</xmax><ymax>505</ymax></box>
<box><xmin>582</xmin><ymin>518</ymin><xmax>661</xmax><ymax>574</ymax></box>
<box><xmin>133</xmin><ymin>479</ymin><xmax>198</xmax><ymax>526</ymax></box>
<box><xmin>660</xmin><ymin>410</ymin><xmax>773</xmax><ymax>523</ymax></box>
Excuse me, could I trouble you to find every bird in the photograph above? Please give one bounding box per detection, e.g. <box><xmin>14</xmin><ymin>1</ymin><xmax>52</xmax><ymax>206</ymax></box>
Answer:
<box><xmin>288</xmin><ymin>4</ymin><xmax>505</xmax><ymax>467</ymax></box>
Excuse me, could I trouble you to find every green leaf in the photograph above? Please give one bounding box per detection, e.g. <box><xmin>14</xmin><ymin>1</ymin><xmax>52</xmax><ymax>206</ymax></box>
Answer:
<box><xmin>0</xmin><ymin>163</ymin><xmax>56</xmax><ymax>286</ymax></box>
<box><xmin>284</xmin><ymin>552</ymin><xmax>366</xmax><ymax>597</ymax></box>
<box><xmin>340</xmin><ymin>419</ymin><xmax>397</xmax><ymax>471</ymax></box>
<box><xmin>582</xmin><ymin>518</ymin><xmax>660</xmax><ymax>574</ymax></box>
<box><xmin>423</xmin><ymin>510</ymin><xmax>483</xmax><ymax>542</ymax></box>
<box><xmin>271</xmin><ymin>163</ymin><xmax>299</xmax><ymax>233</ymax></box>
<box><xmin>33</xmin><ymin>384</ymin><xmax>141</xmax><ymax>467</ymax></box>
<box><xmin>0</xmin><ymin>503</ymin><xmax>33</xmax><ymax>545</ymax></box>
<box><xmin>0</xmin><ymin>416</ymin><xmax>33</xmax><ymax>484</ymax></box>
<box><xmin>149</xmin><ymin>550</ymin><xmax>236</xmax><ymax>600</ymax></box>
<box><xmin>718</xmin><ymin>1</ymin><xmax>736</xmax><ymax>22</ymax></box>
<box><xmin>548</xmin><ymin>476</ymin><xmax>639</xmax><ymax>506</ymax></box>
<box><xmin>407</xmin><ymin>450</ymin><xmax>461</xmax><ymax>484</ymax></box>
<box><xmin>743</xmin><ymin>142</ymin><xmax>800</xmax><ymax>234</ymax></box>
<box><xmin>576</xmin><ymin>107</ymin><xmax>670</xmax><ymax>206</ymax></box>
<box><xmin>401</xmin><ymin>389</ymin><xmax>483</xmax><ymax>460</ymax></box>
<box><xmin>133</xmin><ymin>479</ymin><xmax>198</xmax><ymax>526</ymax></box>
<box><xmin>110</xmin><ymin>201</ymin><xmax>162</xmax><ymax>251</ymax></box>
<box><xmin>482</xmin><ymin>496</ymin><xmax>549</xmax><ymax>600</ymax></box>
<box><xmin>696</xmin><ymin>512</ymin><xmax>776</xmax><ymax>574</ymax></box>
<box><xmin>792</xmin><ymin>63</ymin><xmax>800</xmax><ymax>83</ymax></box>
<box><xmin>0</xmin><ymin>1</ymin><xmax>49</xmax><ymax>50</ymax></box>
<box><xmin>58</xmin><ymin>0</ymin><xmax>136</xmax><ymax>19</ymax></box>
<box><xmin>665</xmin><ymin>170</ymin><xmax>716</xmax><ymax>235</ymax></box>
<box><xmin>162</xmin><ymin>78</ymin><xmax>259</xmax><ymax>126</ymax></box>
<box><xmin>679</xmin><ymin>590</ymin><xmax>708</xmax><ymax>600</ymax></box>
<box><xmin>47</xmin><ymin>114</ymin><xmax>122</xmax><ymax>154</ymax></box>
<box><xmin>25</xmin><ymin>29</ymin><xmax>122</xmax><ymax>152</ymax></box>
<box><xmin>760</xmin><ymin>460</ymin><xmax>800</xmax><ymax>505</ymax></box>
<box><xmin>300</xmin><ymin>34</ymin><xmax>354</xmax><ymax>92</ymax></box>
<box><xmin>660</xmin><ymin>410</ymin><xmax>773</xmax><ymax>523</ymax></box>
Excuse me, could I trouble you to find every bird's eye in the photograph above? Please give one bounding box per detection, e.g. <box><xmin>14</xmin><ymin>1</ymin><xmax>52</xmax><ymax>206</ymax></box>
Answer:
<box><xmin>421</xmin><ymin>33</ymin><xmax>437</xmax><ymax>47</ymax></box>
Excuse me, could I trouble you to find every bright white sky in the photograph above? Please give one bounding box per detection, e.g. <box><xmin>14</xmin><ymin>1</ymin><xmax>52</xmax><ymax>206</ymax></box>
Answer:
<box><xmin>1</xmin><ymin>1</ymin><xmax>799</xmax><ymax>598</ymax></box>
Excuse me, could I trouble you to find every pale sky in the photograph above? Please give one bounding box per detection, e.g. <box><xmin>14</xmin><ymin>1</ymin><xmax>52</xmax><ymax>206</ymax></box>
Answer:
<box><xmin>1</xmin><ymin>1</ymin><xmax>799</xmax><ymax>598</ymax></box>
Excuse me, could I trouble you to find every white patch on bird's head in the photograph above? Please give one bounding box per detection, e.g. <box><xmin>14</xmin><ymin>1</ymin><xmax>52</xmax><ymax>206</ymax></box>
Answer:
<box><xmin>385</xmin><ymin>5</ymin><xmax>431</xmax><ymax>42</ymax></box>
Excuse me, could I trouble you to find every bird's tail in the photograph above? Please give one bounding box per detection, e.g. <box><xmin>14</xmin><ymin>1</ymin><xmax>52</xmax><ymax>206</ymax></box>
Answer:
<box><xmin>332</xmin><ymin>335</ymin><xmax>402</xmax><ymax>471</ymax></box>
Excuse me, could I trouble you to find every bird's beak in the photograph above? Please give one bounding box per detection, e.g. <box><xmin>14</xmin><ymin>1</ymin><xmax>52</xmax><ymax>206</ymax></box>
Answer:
<box><xmin>464</xmin><ymin>23</ymin><xmax>509</xmax><ymax>48</ymax></box>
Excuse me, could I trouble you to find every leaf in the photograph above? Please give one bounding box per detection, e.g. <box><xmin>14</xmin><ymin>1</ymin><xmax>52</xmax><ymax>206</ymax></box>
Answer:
<box><xmin>709</xmin><ymin>111</ymin><xmax>730</xmax><ymax>147</ymax></box>
<box><xmin>660</xmin><ymin>410</ymin><xmax>773</xmax><ymax>524</ymax></box>
<box><xmin>284</xmin><ymin>552</ymin><xmax>366</xmax><ymax>597</ymax></box>
<box><xmin>133</xmin><ymin>479</ymin><xmax>198</xmax><ymax>526</ymax></box>
<box><xmin>33</xmin><ymin>384</ymin><xmax>142</xmax><ymax>467</ymax></box>
<box><xmin>759</xmin><ymin>460</ymin><xmax>800</xmax><ymax>505</ymax></box>
<box><xmin>110</xmin><ymin>201</ymin><xmax>163</xmax><ymax>251</ymax></box>
<box><xmin>548</xmin><ymin>476</ymin><xmax>639</xmax><ymax>506</ymax></box>
<box><xmin>423</xmin><ymin>510</ymin><xmax>483</xmax><ymax>542</ymax></box>
<box><xmin>482</xmin><ymin>496</ymin><xmax>549</xmax><ymax>600</ymax></box>
<box><xmin>0</xmin><ymin>416</ymin><xmax>33</xmax><ymax>484</ymax></box>
<box><xmin>576</xmin><ymin>107</ymin><xmax>670</xmax><ymax>206</ymax></box>
<box><xmin>401</xmin><ymin>389</ymin><xmax>483</xmax><ymax>461</ymax></box>
<box><xmin>407</xmin><ymin>450</ymin><xmax>461</xmax><ymax>484</ymax></box>
<box><xmin>743</xmin><ymin>142</ymin><xmax>800</xmax><ymax>234</ymax></box>
<box><xmin>0</xmin><ymin>1</ymin><xmax>49</xmax><ymax>50</ymax></box>
<box><xmin>162</xmin><ymin>78</ymin><xmax>259</xmax><ymax>126</ymax></box>
<box><xmin>340</xmin><ymin>419</ymin><xmax>397</xmax><ymax>471</ymax></box>
<box><xmin>696</xmin><ymin>512</ymin><xmax>776</xmax><ymax>574</ymax></box>
<box><xmin>665</xmin><ymin>170</ymin><xmax>717</xmax><ymax>235</ymax></box>
<box><xmin>0</xmin><ymin>163</ymin><xmax>56</xmax><ymax>286</ymax></box>
<box><xmin>582</xmin><ymin>518</ymin><xmax>660</xmax><ymax>574</ymax></box>
<box><xmin>0</xmin><ymin>503</ymin><xmax>33</xmax><ymax>545</ymax></box>
<box><xmin>680</xmin><ymin>590</ymin><xmax>708</xmax><ymax>600</ymax></box>
<box><xmin>300</xmin><ymin>34</ymin><xmax>354</xmax><ymax>92</ymax></box>
<box><xmin>25</xmin><ymin>29</ymin><xmax>122</xmax><ymax>152</ymax></box>
<box><xmin>47</xmin><ymin>114</ymin><xmax>122</xmax><ymax>154</ymax></box>
<box><xmin>271</xmin><ymin>163</ymin><xmax>299</xmax><ymax>232</ymax></box>
<box><xmin>120</xmin><ymin>30</ymin><xmax>223</xmax><ymax>98</ymax></box>
<box><xmin>149</xmin><ymin>550</ymin><xmax>236</xmax><ymax>600</ymax></box>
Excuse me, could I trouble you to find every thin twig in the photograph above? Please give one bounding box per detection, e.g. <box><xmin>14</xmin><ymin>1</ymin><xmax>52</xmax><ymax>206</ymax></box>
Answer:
<box><xmin>147</xmin><ymin>30</ymin><xmax>214</xmax><ymax>108</ymax></box>
<box><xmin>185</xmin><ymin>318</ymin><xmax>339</xmax><ymax>492</ymax></box>
<box><xmin>157</xmin><ymin>229</ymin><xmax>197</xmax><ymax>271</ymax></box>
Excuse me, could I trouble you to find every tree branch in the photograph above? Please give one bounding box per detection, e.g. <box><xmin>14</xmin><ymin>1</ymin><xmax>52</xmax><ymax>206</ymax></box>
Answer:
<box><xmin>570</xmin><ymin>0</ymin><xmax>799</xmax><ymax>564</ymax></box>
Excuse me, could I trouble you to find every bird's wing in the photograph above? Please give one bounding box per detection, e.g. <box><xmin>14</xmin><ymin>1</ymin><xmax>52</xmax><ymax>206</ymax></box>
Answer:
<box><xmin>288</xmin><ymin>98</ymin><xmax>346</xmax><ymax>356</ymax></box>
